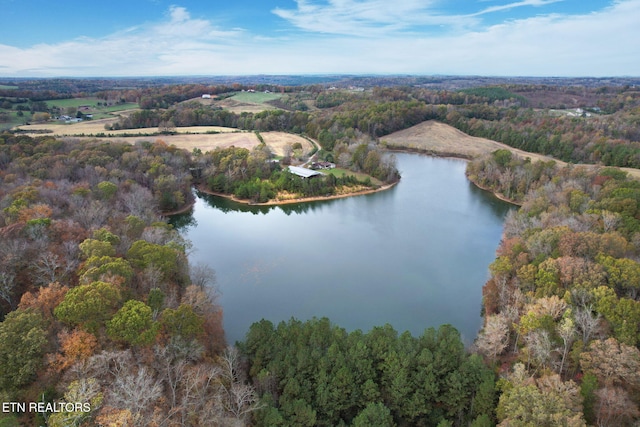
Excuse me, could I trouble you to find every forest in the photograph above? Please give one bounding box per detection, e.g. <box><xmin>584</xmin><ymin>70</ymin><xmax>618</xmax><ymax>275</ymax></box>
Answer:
<box><xmin>1</xmin><ymin>77</ymin><xmax>640</xmax><ymax>426</ymax></box>
<box><xmin>469</xmin><ymin>150</ymin><xmax>640</xmax><ymax>426</ymax></box>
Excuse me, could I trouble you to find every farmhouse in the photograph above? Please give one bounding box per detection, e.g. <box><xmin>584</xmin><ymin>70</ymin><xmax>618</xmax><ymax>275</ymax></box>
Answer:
<box><xmin>311</xmin><ymin>161</ymin><xmax>335</xmax><ymax>170</ymax></box>
<box><xmin>288</xmin><ymin>165</ymin><xmax>324</xmax><ymax>179</ymax></box>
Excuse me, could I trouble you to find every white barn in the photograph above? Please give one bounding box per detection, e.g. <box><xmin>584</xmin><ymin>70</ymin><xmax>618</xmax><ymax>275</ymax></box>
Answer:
<box><xmin>288</xmin><ymin>165</ymin><xmax>324</xmax><ymax>178</ymax></box>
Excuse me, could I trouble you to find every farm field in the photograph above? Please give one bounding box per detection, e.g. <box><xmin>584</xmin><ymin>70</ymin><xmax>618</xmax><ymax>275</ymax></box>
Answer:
<box><xmin>229</xmin><ymin>91</ymin><xmax>282</xmax><ymax>104</ymax></box>
<box><xmin>15</xmin><ymin>118</ymin><xmax>312</xmax><ymax>157</ymax></box>
<box><xmin>106</xmin><ymin>131</ymin><xmax>312</xmax><ymax>157</ymax></box>
<box><xmin>382</xmin><ymin>120</ymin><xmax>640</xmax><ymax>180</ymax></box>
<box><xmin>213</xmin><ymin>91</ymin><xmax>282</xmax><ymax>113</ymax></box>
<box><xmin>382</xmin><ymin>120</ymin><xmax>560</xmax><ymax>163</ymax></box>
<box><xmin>0</xmin><ymin>110</ymin><xmax>29</xmax><ymax>130</ymax></box>
<box><xmin>44</xmin><ymin>97</ymin><xmax>139</xmax><ymax>120</ymax></box>
<box><xmin>16</xmin><ymin>121</ymin><xmax>239</xmax><ymax>137</ymax></box>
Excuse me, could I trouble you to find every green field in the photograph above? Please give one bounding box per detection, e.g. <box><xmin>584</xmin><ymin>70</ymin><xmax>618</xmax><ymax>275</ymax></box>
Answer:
<box><xmin>230</xmin><ymin>91</ymin><xmax>282</xmax><ymax>104</ymax></box>
<box><xmin>44</xmin><ymin>97</ymin><xmax>138</xmax><ymax>119</ymax></box>
<box><xmin>324</xmin><ymin>167</ymin><xmax>382</xmax><ymax>185</ymax></box>
<box><xmin>0</xmin><ymin>110</ymin><xmax>32</xmax><ymax>130</ymax></box>
<box><xmin>0</xmin><ymin>85</ymin><xmax>19</xmax><ymax>90</ymax></box>
<box><xmin>45</xmin><ymin>97</ymin><xmax>103</xmax><ymax>109</ymax></box>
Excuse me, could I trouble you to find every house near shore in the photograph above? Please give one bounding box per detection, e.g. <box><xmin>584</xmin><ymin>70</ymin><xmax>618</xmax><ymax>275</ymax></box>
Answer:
<box><xmin>310</xmin><ymin>161</ymin><xmax>335</xmax><ymax>170</ymax></box>
<box><xmin>288</xmin><ymin>165</ymin><xmax>324</xmax><ymax>179</ymax></box>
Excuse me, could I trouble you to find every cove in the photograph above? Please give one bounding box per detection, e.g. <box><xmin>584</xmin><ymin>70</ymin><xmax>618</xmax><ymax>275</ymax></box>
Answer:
<box><xmin>172</xmin><ymin>153</ymin><xmax>514</xmax><ymax>344</ymax></box>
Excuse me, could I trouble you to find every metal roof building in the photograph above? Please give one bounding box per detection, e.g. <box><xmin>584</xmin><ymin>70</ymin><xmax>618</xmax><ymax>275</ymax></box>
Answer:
<box><xmin>288</xmin><ymin>165</ymin><xmax>324</xmax><ymax>178</ymax></box>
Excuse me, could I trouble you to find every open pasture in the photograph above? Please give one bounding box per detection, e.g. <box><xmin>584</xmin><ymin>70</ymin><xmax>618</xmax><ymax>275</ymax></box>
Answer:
<box><xmin>44</xmin><ymin>97</ymin><xmax>138</xmax><ymax>119</ymax></box>
<box><xmin>212</xmin><ymin>91</ymin><xmax>282</xmax><ymax>113</ymax></box>
<box><xmin>110</xmin><ymin>131</ymin><xmax>312</xmax><ymax>157</ymax></box>
<box><xmin>382</xmin><ymin>120</ymin><xmax>557</xmax><ymax>164</ymax></box>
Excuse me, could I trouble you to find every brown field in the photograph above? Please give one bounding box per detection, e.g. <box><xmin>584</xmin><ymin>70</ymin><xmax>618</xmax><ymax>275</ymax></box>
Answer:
<box><xmin>140</xmin><ymin>131</ymin><xmax>311</xmax><ymax>157</ymax></box>
<box><xmin>72</xmin><ymin>130</ymin><xmax>311</xmax><ymax>157</ymax></box>
<box><xmin>16</xmin><ymin>120</ymin><xmax>238</xmax><ymax>137</ymax></box>
<box><xmin>382</xmin><ymin>120</ymin><xmax>640</xmax><ymax>179</ymax></box>
<box><xmin>16</xmin><ymin>118</ymin><xmax>313</xmax><ymax>157</ymax></box>
<box><xmin>381</xmin><ymin>120</ymin><xmax>555</xmax><ymax>163</ymax></box>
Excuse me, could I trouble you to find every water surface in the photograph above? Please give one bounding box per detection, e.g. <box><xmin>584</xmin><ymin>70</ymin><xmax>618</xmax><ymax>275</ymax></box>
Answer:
<box><xmin>174</xmin><ymin>153</ymin><xmax>512</xmax><ymax>344</ymax></box>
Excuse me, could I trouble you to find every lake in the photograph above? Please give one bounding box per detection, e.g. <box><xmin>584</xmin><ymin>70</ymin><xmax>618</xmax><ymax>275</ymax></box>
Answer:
<box><xmin>173</xmin><ymin>153</ymin><xmax>513</xmax><ymax>344</ymax></box>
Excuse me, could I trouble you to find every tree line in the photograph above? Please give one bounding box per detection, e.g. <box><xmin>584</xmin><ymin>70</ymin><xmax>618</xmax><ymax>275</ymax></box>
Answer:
<box><xmin>240</xmin><ymin>318</ymin><xmax>496</xmax><ymax>427</ymax></box>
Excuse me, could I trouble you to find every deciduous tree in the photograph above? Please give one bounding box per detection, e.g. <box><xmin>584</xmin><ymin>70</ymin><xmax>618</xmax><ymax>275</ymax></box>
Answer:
<box><xmin>475</xmin><ymin>314</ymin><xmax>510</xmax><ymax>361</ymax></box>
<box><xmin>0</xmin><ymin>309</ymin><xmax>47</xmax><ymax>393</ymax></box>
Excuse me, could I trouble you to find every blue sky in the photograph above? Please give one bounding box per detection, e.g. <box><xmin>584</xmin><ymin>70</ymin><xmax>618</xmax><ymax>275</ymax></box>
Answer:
<box><xmin>0</xmin><ymin>0</ymin><xmax>638</xmax><ymax>77</ymax></box>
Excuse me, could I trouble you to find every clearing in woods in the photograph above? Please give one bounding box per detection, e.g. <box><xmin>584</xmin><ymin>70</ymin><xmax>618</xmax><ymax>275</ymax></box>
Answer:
<box><xmin>16</xmin><ymin>119</ymin><xmax>312</xmax><ymax>157</ymax></box>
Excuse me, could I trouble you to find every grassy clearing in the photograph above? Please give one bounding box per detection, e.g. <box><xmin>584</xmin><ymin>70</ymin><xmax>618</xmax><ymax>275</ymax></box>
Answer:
<box><xmin>230</xmin><ymin>91</ymin><xmax>282</xmax><ymax>104</ymax></box>
<box><xmin>0</xmin><ymin>85</ymin><xmax>18</xmax><ymax>90</ymax></box>
<box><xmin>382</xmin><ymin>120</ymin><xmax>556</xmax><ymax>164</ymax></box>
<box><xmin>324</xmin><ymin>168</ymin><xmax>382</xmax><ymax>185</ymax></box>
<box><xmin>0</xmin><ymin>110</ymin><xmax>31</xmax><ymax>130</ymax></box>
<box><xmin>45</xmin><ymin>97</ymin><xmax>101</xmax><ymax>108</ymax></box>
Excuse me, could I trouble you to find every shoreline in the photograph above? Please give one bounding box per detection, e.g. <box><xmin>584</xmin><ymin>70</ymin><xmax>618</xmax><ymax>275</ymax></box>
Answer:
<box><xmin>164</xmin><ymin>145</ymin><xmax>524</xmax><ymax>214</ymax></box>
<box><xmin>387</xmin><ymin>146</ymin><xmax>522</xmax><ymax>205</ymax></box>
<box><xmin>465</xmin><ymin>175</ymin><xmax>522</xmax><ymax>206</ymax></box>
<box><xmin>160</xmin><ymin>199</ymin><xmax>197</xmax><ymax>217</ymax></box>
<box><xmin>195</xmin><ymin>181</ymin><xmax>400</xmax><ymax>206</ymax></box>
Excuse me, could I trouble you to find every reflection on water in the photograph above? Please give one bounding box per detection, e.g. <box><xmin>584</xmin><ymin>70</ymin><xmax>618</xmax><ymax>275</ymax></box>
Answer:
<box><xmin>175</xmin><ymin>153</ymin><xmax>514</xmax><ymax>344</ymax></box>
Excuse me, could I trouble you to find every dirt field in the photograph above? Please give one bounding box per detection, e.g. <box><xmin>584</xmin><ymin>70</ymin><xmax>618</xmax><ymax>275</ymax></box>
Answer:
<box><xmin>16</xmin><ymin>120</ymin><xmax>238</xmax><ymax>137</ymax></box>
<box><xmin>16</xmin><ymin>118</ymin><xmax>313</xmax><ymax>157</ymax></box>
<box><xmin>65</xmin><ymin>130</ymin><xmax>311</xmax><ymax>157</ymax></box>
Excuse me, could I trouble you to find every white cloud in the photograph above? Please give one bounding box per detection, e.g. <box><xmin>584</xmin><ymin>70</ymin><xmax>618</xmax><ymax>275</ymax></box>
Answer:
<box><xmin>473</xmin><ymin>0</ymin><xmax>564</xmax><ymax>16</ymax></box>
<box><xmin>272</xmin><ymin>0</ymin><xmax>475</xmax><ymax>36</ymax></box>
<box><xmin>0</xmin><ymin>1</ymin><xmax>638</xmax><ymax>77</ymax></box>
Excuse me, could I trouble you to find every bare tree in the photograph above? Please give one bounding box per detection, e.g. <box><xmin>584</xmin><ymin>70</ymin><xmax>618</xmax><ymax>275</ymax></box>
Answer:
<box><xmin>525</xmin><ymin>329</ymin><xmax>553</xmax><ymax>371</ymax></box>
<box><xmin>601</xmin><ymin>211</ymin><xmax>621</xmax><ymax>232</ymax></box>
<box><xmin>189</xmin><ymin>262</ymin><xmax>217</xmax><ymax>289</ymax></box>
<box><xmin>73</xmin><ymin>199</ymin><xmax>110</xmax><ymax>230</ymax></box>
<box><xmin>555</xmin><ymin>316</ymin><xmax>576</xmax><ymax>375</ymax></box>
<box><xmin>138</xmin><ymin>265</ymin><xmax>163</xmax><ymax>295</ymax></box>
<box><xmin>219</xmin><ymin>346</ymin><xmax>263</xmax><ymax>423</ymax></box>
<box><xmin>154</xmin><ymin>344</ymin><xmax>189</xmax><ymax>408</ymax></box>
<box><xmin>30</xmin><ymin>251</ymin><xmax>74</xmax><ymax>286</ymax></box>
<box><xmin>119</xmin><ymin>184</ymin><xmax>156</xmax><ymax>220</ymax></box>
<box><xmin>0</xmin><ymin>271</ymin><xmax>16</xmax><ymax>309</ymax></box>
<box><xmin>595</xmin><ymin>386</ymin><xmax>640</xmax><ymax>427</ymax></box>
<box><xmin>109</xmin><ymin>367</ymin><xmax>163</xmax><ymax>425</ymax></box>
<box><xmin>475</xmin><ymin>313</ymin><xmax>510</xmax><ymax>361</ymax></box>
<box><xmin>173</xmin><ymin>362</ymin><xmax>224</xmax><ymax>426</ymax></box>
<box><xmin>574</xmin><ymin>306</ymin><xmax>601</xmax><ymax>343</ymax></box>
